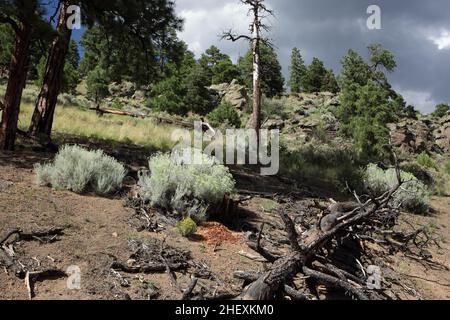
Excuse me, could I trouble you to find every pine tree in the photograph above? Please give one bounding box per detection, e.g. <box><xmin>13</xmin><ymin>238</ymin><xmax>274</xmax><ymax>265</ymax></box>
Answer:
<box><xmin>321</xmin><ymin>69</ymin><xmax>339</xmax><ymax>93</ymax></box>
<box><xmin>199</xmin><ymin>46</ymin><xmax>239</xmax><ymax>85</ymax></box>
<box><xmin>29</xmin><ymin>0</ymin><xmax>183</xmax><ymax>139</ymax></box>
<box><xmin>303</xmin><ymin>57</ymin><xmax>327</xmax><ymax>93</ymax></box>
<box><xmin>0</xmin><ymin>0</ymin><xmax>48</xmax><ymax>150</ymax></box>
<box><xmin>0</xmin><ymin>24</ymin><xmax>14</xmax><ymax>78</ymax></box>
<box><xmin>337</xmin><ymin>45</ymin><xmax>403</xmax><ymax>160</ymax></box>
<box><xmin>238</xmin><ymin>43</ymin><xmax>285</xmax><ymax>98</ymax></box>
<box><xmin>288</xmin><ymin>47</ymin><xmax>307</xmax><ymax>93</ymax></box>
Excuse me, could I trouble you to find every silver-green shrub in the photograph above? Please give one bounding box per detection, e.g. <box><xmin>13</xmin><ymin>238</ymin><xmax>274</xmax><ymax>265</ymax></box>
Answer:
<box><xmin>364</xmin><ymin>164</ymin><xmax>429</xmax><ymax>214</ymax></box>
<box><xmin>34</xmin><ymin>145</ymin><xmax>126</xmax><ymax>195</ymax></box>
<box><xmin>138</xmin><ymin>149</ymin><xmax>235</xmax><ymax>216</ymax></box>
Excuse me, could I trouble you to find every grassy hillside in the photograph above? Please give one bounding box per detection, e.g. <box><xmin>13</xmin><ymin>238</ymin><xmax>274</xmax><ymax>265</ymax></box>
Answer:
<box><xmin>1</xmin><ymin>84</ymin><xmax>177</xmax><ymax>151</ymax></box>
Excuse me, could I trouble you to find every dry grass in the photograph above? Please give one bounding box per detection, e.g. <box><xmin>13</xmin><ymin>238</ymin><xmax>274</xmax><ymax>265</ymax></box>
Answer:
<box><xmin>16</xmin><ymin>103</ymin><xmax>176</xmax><ymax>150</ymax></box>
<box><xmin>0</xmin><ymin>84</ymin><xmax>176</xmax><ymax>151</ymax></box>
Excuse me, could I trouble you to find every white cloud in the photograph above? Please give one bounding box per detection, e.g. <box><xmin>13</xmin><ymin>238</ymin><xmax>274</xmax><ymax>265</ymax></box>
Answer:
<box><xmin>398</xmin><ymin>88</ymin><xmax>437</xmax><ymax>114</ymax></box>
<box><xmin>429</xmin><ymin>30</ymin><xmax>450</xmax><ymax>50</ymax></box>
<box><xmin>173</xmin><ymin>0</ymin><xmax>450</xmax><ymax>109</ymax></box>
<box><xmin>177</xmin><ymin>1</ymin><xmax>250</xmax><ymax>59</ymax></box>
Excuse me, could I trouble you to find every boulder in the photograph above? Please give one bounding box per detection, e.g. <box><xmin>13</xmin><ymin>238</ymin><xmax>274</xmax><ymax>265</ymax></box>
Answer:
<box><xmin>209</xmin><ymin>79</ymin><xmax>249</xmax><ymax>112</ymax></box>
<box><xmin>108</xmin><ymin>81</ymin><xmax>136</xmax><ymax>98</ymax></box>
<box><xmin>108</xmin><ymin>82</ymin><xmax>121</xmax><ymax>96</ymax></box>
<box><xmin>433</xmin><ymin>112</ymin><xmax>450</xmax><ymax>153</ymax></box>
<box><xmin>119</xmin><ymin>81</ymin><xmax>135</xmax><ymax>98</ymax></box>
<box><xmin>263</xmin><ymin>119</ymin><xmax>285</xmax><ymax>130</ymax></box>
<box><xmin>132</xmin><ymin>90</ymin><xmax>147</xmax><ymax>101</ymax></box>
<box><xmin>388</xmin><ymin>119</ymin><xmax>436</xmax><ymax>154</ymax></box>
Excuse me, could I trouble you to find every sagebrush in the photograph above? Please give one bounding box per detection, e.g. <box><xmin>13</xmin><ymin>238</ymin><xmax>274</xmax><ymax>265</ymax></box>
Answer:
<box><xmin>207</xmin><ymin>102</ymin><xmax>241</xmax><ymax>128</ymax></box>
<box><xmin>138</xmin><ymin>150</ymin><xmax>235</xmax><ymax>218</ymax></box>
<box><xmin>364</xmin><ymin>164</ymin><xmax>429</xmax><ymax>214</ymax></box>
<box><xmin>35</xmin><ymin>145</ymin><xmax>126</xmax><ymax>195</ymax></box>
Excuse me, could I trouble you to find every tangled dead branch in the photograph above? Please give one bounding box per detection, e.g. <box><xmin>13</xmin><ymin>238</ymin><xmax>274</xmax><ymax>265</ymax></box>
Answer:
<box><xmin>0</xmin><ymin>227</ymin><xmax>68</xmax><ymax>299</ymax></box>
<box><xmin>235</xmin><ymin>147</ymin><xmax>440</xmax><ymax>300</ymax></box>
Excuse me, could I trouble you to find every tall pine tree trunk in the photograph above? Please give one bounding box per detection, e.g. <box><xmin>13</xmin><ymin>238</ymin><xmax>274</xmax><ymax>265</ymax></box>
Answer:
<box><xmin>0</xmin><ymin>23</ymin><xmax>32</xmax><ymax>151</ymax></box>
<box><xmin>29</xmin><ymin>1</ymin><xmax>72</xmax><ymax>137</ymax></box>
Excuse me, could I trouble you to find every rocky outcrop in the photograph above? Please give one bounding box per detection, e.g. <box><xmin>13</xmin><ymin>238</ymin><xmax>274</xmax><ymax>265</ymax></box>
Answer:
<box><xmin>433</xmin><ymin>112</ymin><xmax>450</xmax><ymax>153</ymax></box>
<box><xmin>108</xmin><ymin>81</ymin><xmax>137</xmax><ymax>98</ymax></box>
<box><xmin>263</xmin><ymin>93</ymin><xmax>339</xmax><ymax>132</ymax></box>
<box><xmin>388</xmin><ymin>119</ymin><xmax>437</xmax><ymax>154</ymax></box>
<box><xmin>132</xmin><ymin>90</ymin><xmax>147</xmax><ymax>101</ymax></box>
<box><xmin>387</xmin><ymin>113</ymin><xmax>450</xmax><ymax>154</ymax></box>
<box><xmin>209</xmin><ymin>79</ymin><xmax>249</xmax><ymax>112</ymax></box>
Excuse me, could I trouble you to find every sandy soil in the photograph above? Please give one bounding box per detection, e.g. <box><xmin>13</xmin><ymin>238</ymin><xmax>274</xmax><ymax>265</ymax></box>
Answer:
<box><xmin>0</xmin><ymin>147</ymin><xmax>448</xmax><ymax>300</ymax></box>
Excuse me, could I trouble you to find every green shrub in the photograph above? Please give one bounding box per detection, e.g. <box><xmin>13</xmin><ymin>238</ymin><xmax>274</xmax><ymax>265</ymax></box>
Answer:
<box><xmin>207</xmin><ymin>102</ymin><xmax>241</xmax><ymax>128</ymax></box>
<box><xmin>262</xmin><ymin>97</ymin><xmax>288</xmax><ymax>120</ymax></box>
<box><xmin>176</xmin><ymin>218</ymin><xmax>198</xmax><ymax>237</ymax></box>
<box><xmin>445</xmin><ymin>160</ymin><xmax>450</xmax><ymax>175</ymax></box>
<box><xmin>146</xmin><ymin>76</ymin><xmax>187</xmax><ymax>115</ymax></box>
<box><xmin>138</xmin><ymin>150</ymin><xmax>235</xmax><ymax>216</ymax></box>
<box><xmin>417</xmin><ymin>152</ymin><xmax>438</xmax><ymax>170</ymax></box>
<box><xmin>401</xmin><ymin>162</ymin><xmax>433</xmax><ymax>185</ymax></box>
<box><xmin>34</xmin><ymin>145</ymin><xmax>126</xmax><ymax>195</ymax></box>
<box><xmin>432</xmin><ymin>103</ymin><xmax>450</xmax><ymax>118</ymax></box>
<box><xmin>364</xmin><ymin>164</ymin><xmax>429</xmax><ymax>214</ymax></box>
<box><xmin>111</xmin><ymin>98</ymin><xmax>124</xmax><ymax>110</ymax></box>
<box><xmin>280</xmin><ymin>140</ymin><xmax>365</xmax><ymax>194</ymax></box>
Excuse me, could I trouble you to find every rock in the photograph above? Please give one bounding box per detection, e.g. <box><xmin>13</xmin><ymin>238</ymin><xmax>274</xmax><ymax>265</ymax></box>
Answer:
<box><xmin>108</xmin><ymin>82</ymin><xmax>121</xmax><ymax>96</ymax></box>
<box><xmin>209</xmin><ymin>79</ymin><xmax>249</xmax><ymax>112</ymax></box>
<box><xmin>132</xmin><ymin>90</ymin><xmax>147</xmax><ymax>101</ymax></box>
<box><xmin>388</xmin><ymin>119</ymin><xmax>436</xmax><ymax>154</ymax></box>
<box><xmin>108</xmin><ymin>81</ymin><xmax>136</xmax><ymax>98</ymax></box>
<box><xmin>263</xmin><ymin>119</ymin><xmax>285</xmax><ymax>130</ymax></box>
<box><xmin>119</xmin><ymin>81</ymin><xmax>135</xmax><ymax>98</ymax></box>
<box><xmin>433</xmin><ymin>112</ymin><xmax>450</xmax><ymax>153</ymax></box>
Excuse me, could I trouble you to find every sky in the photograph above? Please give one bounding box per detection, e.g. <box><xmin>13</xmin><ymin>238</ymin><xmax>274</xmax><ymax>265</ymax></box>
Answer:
<box><xmin>175</xmin><ymin>0</ymin><xmax>450</xmax><ymax>113</ymax></box>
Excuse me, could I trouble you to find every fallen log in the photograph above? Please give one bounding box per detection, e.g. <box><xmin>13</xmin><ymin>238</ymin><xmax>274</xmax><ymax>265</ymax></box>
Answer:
<box><xmin>89</xmin><ymin>107</ymin><xmax>147</xmax><ymax>118</ymax></box>
<box><xmin>110</xmin><ymin>261</ymin><xmax>187</xmax><ymax>274</ymax></box>
<box><xmin>89</xmin><ymin>107</ymin><xmax>196</xmax><ymax>129</ymax></box>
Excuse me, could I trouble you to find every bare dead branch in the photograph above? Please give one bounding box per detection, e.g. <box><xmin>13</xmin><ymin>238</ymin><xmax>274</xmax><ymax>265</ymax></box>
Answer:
<box><xmin>302</xmin><ymin>266</ymin><xmax>368</xmax><ymax>300</ymax></box>
<box><xmin>181</xmin><ymin>277</ymin><xmax>198</xmax><ymax>300</ymax></box>
<box><xmin>283</xmin><ymin>285</ymin><xmax>309</xmax><ymax>300</ymax></box>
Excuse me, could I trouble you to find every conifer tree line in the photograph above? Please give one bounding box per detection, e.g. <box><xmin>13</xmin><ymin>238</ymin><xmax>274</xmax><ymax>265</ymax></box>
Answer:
<box><xmin>288</xmin><ymin>47</ymin><xmax>339</xmax><ymax>94</ymax></box>
<box><xmin>0</xmin><ymin>0</ymin><xmax>447</xmax><ymax>156</ymax></box>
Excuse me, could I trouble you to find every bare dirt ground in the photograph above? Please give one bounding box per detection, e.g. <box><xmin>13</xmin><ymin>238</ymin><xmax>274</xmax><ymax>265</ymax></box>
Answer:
<box><xmin>0</xmin><ymin>142</ymin><xmax>449</xmax><ymax>300</ymax></box>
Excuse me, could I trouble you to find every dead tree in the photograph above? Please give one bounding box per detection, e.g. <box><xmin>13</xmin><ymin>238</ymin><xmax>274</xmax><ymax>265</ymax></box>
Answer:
<box><xmin>237</xmin><ymin>148</ymin><xmax>412</xmax><ymax>300</ymax></box>
<box><xmin>222</xmin><ymin>0</ymin><xmax>274</xmax><ymax>145</ymax></box>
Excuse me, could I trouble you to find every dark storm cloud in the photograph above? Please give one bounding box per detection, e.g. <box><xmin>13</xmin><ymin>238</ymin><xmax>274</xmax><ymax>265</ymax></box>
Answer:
<box><xmin>176</xmin><ymin>0</ymin><xmax>450</xmax><ymax>112</ymax></box>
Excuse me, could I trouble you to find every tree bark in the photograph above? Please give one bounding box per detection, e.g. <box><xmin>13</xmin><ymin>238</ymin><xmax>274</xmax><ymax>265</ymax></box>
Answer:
<box><xmin>0</xmin><ymin>23</ymin><xmax>32</xmax><ymax>151</ymax></box>
<box><xmin>28</xmin><ymin>1</ymin><xmax>72</xmax><ymax>137</ymax></box>
<box><xmin>251</xmin><ymin>5</ymin><xmax>262</xmax><ymax>144</ymax></box>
